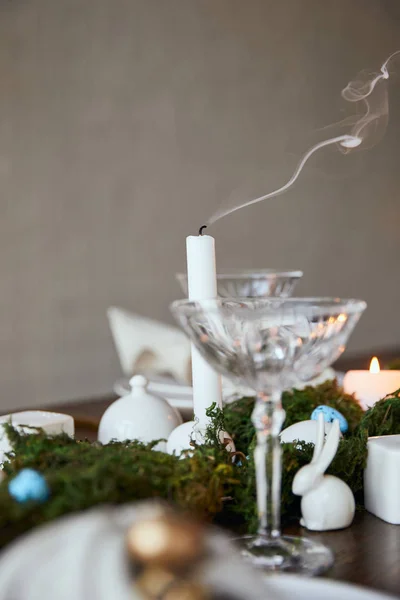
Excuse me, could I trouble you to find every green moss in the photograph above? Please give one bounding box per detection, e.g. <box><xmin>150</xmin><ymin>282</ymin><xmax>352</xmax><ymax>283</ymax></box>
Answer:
<box><xmin>0</xmin><ymin>381</ymin><xmax>397</xmax><ymax>548</ymax></box>
<box><xmin>386</xmin><ymin>358</ymin><xmax>400</xmax><ymax>370</ymax></box>
<box><xmin>358</xmin><ymin>389</ymin><xmax>400</xmax><ymax>437</ymax></box>
<box><xmin>282</xmin><ymin>380</ymin><xmax>363</xmax><ymax>433</ymax></box>
<box><xmin>222</xmin><ymin>379</ymin><xmax>363</xmax><ymax>455</ymax></box>
<box><xmin>0</xmin><ymin>427</ymin><xmax>243</xmax><ymax>548</ymax></box>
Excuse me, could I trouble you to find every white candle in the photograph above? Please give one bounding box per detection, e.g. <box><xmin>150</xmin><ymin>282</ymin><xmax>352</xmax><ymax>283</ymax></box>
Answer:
<box><xmin>186</xmin><ymin>234</ymin><xmax>218</xmax><ymax>299</ymax></box>
<box><xmin>343</xmin><ymin>357</ymin><xmax>400</xmax><ymax>410</ymax></box>
<box><xmin>186</xmin><ymin>233</ymin><xmax>222</xmax><ymax>428</ymax></box>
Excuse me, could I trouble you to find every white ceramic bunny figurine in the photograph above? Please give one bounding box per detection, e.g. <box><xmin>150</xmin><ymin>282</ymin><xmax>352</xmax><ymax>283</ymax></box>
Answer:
<box><xmin>292</xmin><ymin>412</ymin><xmax>355</xmax><ymax>531</ymax></box>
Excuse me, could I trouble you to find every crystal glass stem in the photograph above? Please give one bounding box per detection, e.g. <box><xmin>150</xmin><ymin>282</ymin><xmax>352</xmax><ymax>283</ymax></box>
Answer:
<box><xmin>252</xmin><ymin>391</ymin><xmax>286</xmax><ymax>540</ymax></box>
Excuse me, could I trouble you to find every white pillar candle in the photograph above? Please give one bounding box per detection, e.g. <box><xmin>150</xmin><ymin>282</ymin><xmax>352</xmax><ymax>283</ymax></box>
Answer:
<box><xmin>186</xmin><ymin>233</ymin><xmax>222</xmax><ymax>429</ymax></box>
<box><xmin>343</xmin><ymin>357</ymin><xmax>400</xmax><ymax>410</ymax></box>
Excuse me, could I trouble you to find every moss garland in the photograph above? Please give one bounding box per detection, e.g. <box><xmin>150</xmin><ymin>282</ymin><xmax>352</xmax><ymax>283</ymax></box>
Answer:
<box><xmin>0</xmin><ymin>382</ymin><xmax>399</xmax><ymax>548</ymax></box>
<box><xmin>359</xmin><ymin>390</ymin><xmax>400</xmax><ymax>436</ymax></box>
<box><xmin>222</xmin><ymin>379</ymin><xmax>364</xmax><ymax>455</ymax></box>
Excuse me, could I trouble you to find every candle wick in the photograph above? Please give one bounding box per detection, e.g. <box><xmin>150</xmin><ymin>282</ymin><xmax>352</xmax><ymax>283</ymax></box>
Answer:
<box><xmin>198</xmin><ymin>225</ymin><xmax>207</xmax><ymax>236</ymax></box>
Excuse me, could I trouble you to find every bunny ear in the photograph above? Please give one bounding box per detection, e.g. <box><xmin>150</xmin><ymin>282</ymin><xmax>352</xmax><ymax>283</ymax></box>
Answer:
<box><xmin>315</xmin><ymin>418</ymin><xmax>340</xmax><ymax>474</ymax></box>
<box><xmin>311</xmin><ymin>412</ymin><xmax>325</xmax><ymax>463</ymax></box>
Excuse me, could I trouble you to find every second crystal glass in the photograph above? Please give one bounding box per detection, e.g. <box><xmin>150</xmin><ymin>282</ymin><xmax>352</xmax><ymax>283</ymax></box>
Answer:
<box><xmin>176</xmin><ymin>268</ymin><xmax>303</xmax><ymax>298</ymax></box>
<box><xmin>171</xmin><ymin>297</ymin><xmax>366</xmax><ymax>574</ymax></box>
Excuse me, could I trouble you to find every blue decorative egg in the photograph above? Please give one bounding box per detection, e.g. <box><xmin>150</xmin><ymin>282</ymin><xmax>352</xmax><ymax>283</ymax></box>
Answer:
<box><xmin>8</xmin><ymin>469</ymin><xmax>50</xmax><ymax>503</ymax></box>
<box><xmin>311</xmin><ymin>405</ymin><xmax>348</xmax><ymax>433</ymax></box>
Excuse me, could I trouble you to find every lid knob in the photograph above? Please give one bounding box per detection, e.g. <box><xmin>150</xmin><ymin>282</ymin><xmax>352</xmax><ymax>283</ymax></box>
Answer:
<box><xmin>129</xmin><ymin>375</ymin><xmax>148</xmax><ymax>395</ymax></box>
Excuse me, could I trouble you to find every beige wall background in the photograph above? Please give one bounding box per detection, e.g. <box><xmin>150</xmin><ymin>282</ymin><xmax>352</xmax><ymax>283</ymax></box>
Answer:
<box><xmin>0</xmin><ymin>0</ymin><xmax>399</xmax><ymax>410</ymax></box>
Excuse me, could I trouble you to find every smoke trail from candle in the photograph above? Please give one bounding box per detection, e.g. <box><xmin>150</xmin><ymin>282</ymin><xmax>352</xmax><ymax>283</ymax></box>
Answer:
<box><xmin>207</xmin><ymin>50</ymin><xmax>400</xmax><ymax>225</ymax></box>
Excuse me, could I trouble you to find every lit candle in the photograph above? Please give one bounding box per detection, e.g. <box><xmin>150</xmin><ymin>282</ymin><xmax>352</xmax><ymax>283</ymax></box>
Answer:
<box><xmin>343</xmin><ymin>357</ymin><xmax>400</xmax><ymax>410</ymax></box>
<box><xmin>186</xmin><ymin>227</ymin><xmax>222</xmax><ymax>429</ymax></box>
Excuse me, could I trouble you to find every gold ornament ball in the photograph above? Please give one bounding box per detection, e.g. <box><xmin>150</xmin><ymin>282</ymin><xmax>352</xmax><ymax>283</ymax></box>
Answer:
<box><xmin>163</xmin><ymin>581</ymin><xmax>209</xmax><ymax>600</ymax></box>
<box><xmin>127</xmin><ymin>513</ymin><xmax>205</xmax><ymax>570</ymax></box>
<box><xmin>136</xmin><ymin>566</ymin><xmax>176</xmax><ymax>598</ymax></box>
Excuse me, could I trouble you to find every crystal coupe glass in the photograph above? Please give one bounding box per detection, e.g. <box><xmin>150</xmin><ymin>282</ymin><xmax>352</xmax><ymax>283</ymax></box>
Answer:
<box><xmin>176</xmin><ymin>269</ymin><xmax>303</xmax><ymax>401</ymax></box>
<box><xmin>171</xmin><ymin>297</ymin><xmax>366</xmax><ymax>574</ymax></box>
<box><xmin>176</xmin><ymin>269</ymin><xmax>303</xmax><ymax>299</ymax></box>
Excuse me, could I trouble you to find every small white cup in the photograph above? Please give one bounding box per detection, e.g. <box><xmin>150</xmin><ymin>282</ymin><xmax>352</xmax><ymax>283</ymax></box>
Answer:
<box><xmin>0</xmin><ymin>411</ymin><xmax>74</xmax><ymax>464</ymax></box>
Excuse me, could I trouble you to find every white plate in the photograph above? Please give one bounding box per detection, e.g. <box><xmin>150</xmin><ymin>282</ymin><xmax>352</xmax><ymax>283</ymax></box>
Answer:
<box><xmin>264</xmin><ymin>574</ymin><xmax>395</xmax><ymax>600</ymax></box>
<box><xmin>113</xmin><ymin>376</ymin><xmax>193</xmax><ymax>418</ymax></box>
<box><xmin>0</xmin><ymin>411</ymin><xmax>75</xmax><ymax>465</ymax></box>
<box><xmin>113</xmin><ymin>371</ymin><xmax>345</xmax><ymax>416</ymax></box>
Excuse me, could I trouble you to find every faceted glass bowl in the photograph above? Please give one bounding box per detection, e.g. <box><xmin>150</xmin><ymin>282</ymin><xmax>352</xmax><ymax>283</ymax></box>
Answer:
<box><xmin>171</xmin><ymin>296</ymin><xmax>367</xmax><ymax>574</ymax></box>
<box><xmin>171</xmin><ymin>297</ymin><xmax>366</xmax><ymax>392</ymax></box>
<box><xmin>176</xmin><ymin>269</ymin><xmax>303</xmax><ymax>298</ymax></box>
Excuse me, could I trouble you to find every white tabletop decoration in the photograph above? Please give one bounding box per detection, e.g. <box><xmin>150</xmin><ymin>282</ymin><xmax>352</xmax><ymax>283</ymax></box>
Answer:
<box><xmin>168</xmin><ymin>227</ymin><xmax>223</xmax><ymax>454</ymax></box>
<box><xmin>364</xmin><ymin>434</ymin><xmax>400</xmax><ymax>524</ymax></box>
<box><xmin>292</xmin><ymin>413</ymin><xmax>355</xmax><ymax>531</ymax></box>
<box><xmin>98</xmin><ymin>375</ymin><xmax>182</xmax><ymax>452</ymax></box>
<box><xmin>185</xmin><ymin>228</ymin><xmax>222</xmax><ymax>429</ymax></box>
<box><xmin>343</xmin><ymin>357</ymin><xmax>400</xmax><ymax>410</ymax></box>
<box><xmin>280</xmin><ymin>419</ymin><xmax>338</xmax><ymax>447</ymax></box>
<box><xmin>0</xmin><ymin>411</ymin><xmax>74</xmax><ymax>465</ymax></box>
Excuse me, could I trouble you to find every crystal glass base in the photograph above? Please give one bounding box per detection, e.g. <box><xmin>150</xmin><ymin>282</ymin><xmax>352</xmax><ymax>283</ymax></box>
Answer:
<box><xmin>236</xmin><ymin>534</ymin><xmax>334</xmax><ymax>575</ymax></box>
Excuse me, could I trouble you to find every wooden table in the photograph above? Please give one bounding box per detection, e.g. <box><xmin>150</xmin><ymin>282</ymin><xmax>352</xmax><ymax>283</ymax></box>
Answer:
<box><xmin>287</xmin><ymin>513</ymin><xmax>400</xmax><ymax>597</ymax></box>
<box><xmin>40</xmin><ymin>394</ymin><xmax>399</xmax><ymax>598</ymax></box>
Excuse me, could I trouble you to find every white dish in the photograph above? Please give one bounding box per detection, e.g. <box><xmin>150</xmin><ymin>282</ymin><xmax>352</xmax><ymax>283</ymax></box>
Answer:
<box><xmin>113</xmin><ymin>376</ymin><xmax>194</xmax><ymax>418</ymax></box>
<box><xmin>99</xmin><ymin>376</ymin><xmax>182</xmax><ymax>452</ymax></box>
<box><xmin>0</xmin><ymin>410</ymin><xmax>74</xmax><ymax>433</ymax></box>
<box><xmin>264</xmin><ymin>574</ymin><xmax>394</xmax><ymax>600</ymax></box>
<box><xmin>114</xmin><ymin>371</ymin><xmax>345</xmax><ymax>418</ymax></box>
<box><xmin>0</xmin><ymin>410</ymin><xmax>74</xmax><ymax>464</ymax></box>
<box><xmin>114</xmin><ymin>375</ymin><xmax>191</xmax><ymax>397</ymax></box>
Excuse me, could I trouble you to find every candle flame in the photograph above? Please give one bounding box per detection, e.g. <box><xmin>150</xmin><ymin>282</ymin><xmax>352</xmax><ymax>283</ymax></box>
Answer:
<box><xmin>370</xmin><ymin>357</ymin><xmax>380</xmax><ymax>374</ymax></box>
